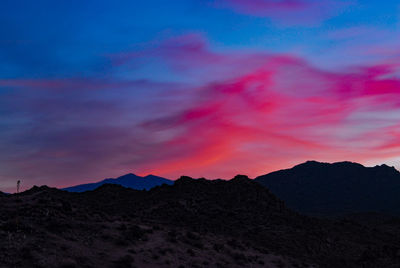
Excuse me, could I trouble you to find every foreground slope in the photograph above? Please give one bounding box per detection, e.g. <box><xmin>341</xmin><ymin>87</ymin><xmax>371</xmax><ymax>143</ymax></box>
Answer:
<box><xmin>62</xmin><ymin>173</ymin><xmax>173</xmax><ymax>192</ymax></box>
<box><xmin>255</xmin><ymin>161</ymin><xmax>400</xmax><ymax>215</ymax></box>
<box><xmin>1</xmin><ymin>176</ymin><xmax>400</xmax><ymax>267</ymax></box>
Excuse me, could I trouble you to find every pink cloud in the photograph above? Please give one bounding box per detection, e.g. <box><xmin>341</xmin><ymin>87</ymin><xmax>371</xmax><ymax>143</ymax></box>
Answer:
<box><xmin>132</xmin><ymin>35</ymin><xmax>400</xmax><ymax>179</ymax></box>
<box><xmin>1</xmin><ymin>34</ymin><xmax>400</xmax><ymax>191</ymax></box>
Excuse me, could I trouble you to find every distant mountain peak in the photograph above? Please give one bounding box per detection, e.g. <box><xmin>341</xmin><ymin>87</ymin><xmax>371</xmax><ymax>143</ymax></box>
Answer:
<box><xmin>117</xmin><ymin>173</ymin><xmax>138</xmax><ymax>178</ymax></box>
<box><xmin>63</xmin><ymin>173</ymin><xmax>173</xmax><ymax>192</ymax></box>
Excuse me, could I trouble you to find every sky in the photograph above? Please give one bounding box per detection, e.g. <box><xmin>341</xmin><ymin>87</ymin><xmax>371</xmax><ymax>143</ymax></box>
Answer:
<box><xmin>1</xmin><ymin>0</ymin><xmax>400</xmax><ymax>192</ymax></box>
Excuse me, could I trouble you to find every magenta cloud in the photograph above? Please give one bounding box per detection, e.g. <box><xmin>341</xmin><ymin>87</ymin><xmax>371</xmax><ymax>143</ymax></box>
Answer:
<box><xmin>1</xmin><ymin>33</ymin><xmax>400</xmax><ymax>192</ymax></box>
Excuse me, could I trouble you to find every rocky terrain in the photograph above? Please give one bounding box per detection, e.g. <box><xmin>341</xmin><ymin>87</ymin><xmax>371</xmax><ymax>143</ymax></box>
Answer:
<box><xmin>1</xmin><ymin>176</ymin><xmax>400</xmax><ymax>267</ymax></box>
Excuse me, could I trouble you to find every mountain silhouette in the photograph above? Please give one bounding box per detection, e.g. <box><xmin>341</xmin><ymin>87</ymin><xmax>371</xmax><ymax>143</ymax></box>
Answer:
<box><xmin>2</xmin><ymin>175</ymin><xmax>400</xmax><ymax>267</ymax></box>
<box><xmin>255</xmin><ymin>161</ymin><xmax>400</xmax><ymax>215</ymax></box>
<box><xmin>62</xmin><ymin>173</ymin><xmax>173</xmax><ymax>192</ymax></box>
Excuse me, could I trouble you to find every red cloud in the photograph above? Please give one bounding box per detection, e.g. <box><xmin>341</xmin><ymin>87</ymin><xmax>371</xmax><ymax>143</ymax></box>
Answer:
<box><xmin>134</xmin><ymin>35</ymin><xmax>400</xmax><ymax>179</ymax></box>
<box><xmin>1</xmin><ymin>34</ymin><xmax>400</xmax><ymax>191</ymax></box>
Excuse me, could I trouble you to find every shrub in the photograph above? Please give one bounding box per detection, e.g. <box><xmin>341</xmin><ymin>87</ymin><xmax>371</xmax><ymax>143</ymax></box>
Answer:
<box><xmin>125</xmin><ymin>225</ymin><xmax>145</xmax><ymax>241</ymax></box>
<box><xmin>213</xmin><ymin>243</ymin><xmax>224</xmax><ymax>252</ymax></box>
<box><xmin>186</xmin><ymin>248</ymin><xmax>195</xmax><ymax>257</ymax></box>
<box><xmin>114</xmin><ymin>237</ymin><xmax>129</xmax><ymax>247</ymax></box>
<box><xmin>117</xmin><ymin>224</ymin><xmax>127</xmax><ymax>231</ymax></box>
<box><xmin>231</xmin><ymin>252</ymin><xmax>248</xmax><ymax>264</ymax></box>
<box><xmin>113</xmin><ymin>255</ymin><xmax>134</xmax><ymax>268</ymax></box>
<box><xmin>58</xmin><ymin>260</ymin><xmax>77</xmax><ymax>268</ymax></box>
<box><xmin>167</xmin><ymin>230</ymin><xmax>178</xmax><ymax>243</ymax></box>
<box><xmin>186</xmin><ymin>231</ymin><xmax>199</xmax><ymax>240</ymax></box>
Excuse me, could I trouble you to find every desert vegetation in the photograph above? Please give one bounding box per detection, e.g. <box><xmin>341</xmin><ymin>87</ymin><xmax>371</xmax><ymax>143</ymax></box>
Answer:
<box><xmin>1</xmin><ymin>176</ymin><xmax>400</xmax><ymax>267</ymax></box>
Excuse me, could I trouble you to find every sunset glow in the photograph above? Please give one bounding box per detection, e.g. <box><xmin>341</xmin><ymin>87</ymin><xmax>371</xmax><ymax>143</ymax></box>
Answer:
<box><xmin>1</xmin><ymin>0</ymin><xmax>400</xmax><ymax>191</ymax></box>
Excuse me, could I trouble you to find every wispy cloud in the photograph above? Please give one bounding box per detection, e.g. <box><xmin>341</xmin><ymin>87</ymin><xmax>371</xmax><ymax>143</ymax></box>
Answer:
<box><xmin>1</xmin><ymin>33</ymin><xmax>400</xmax><ymax>191</ymax></box>
<box><xmin>209</xmin><ymin>0</ymin><xmax>351</xmax><ymax>26</ymax></box>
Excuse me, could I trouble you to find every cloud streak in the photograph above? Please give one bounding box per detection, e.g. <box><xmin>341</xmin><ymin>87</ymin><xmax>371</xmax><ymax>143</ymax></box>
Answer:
<box><xmin>1</xmin><ymin>33</ymin><xmax>400</xmax><ymax>192</ymax></box>
<box><xmin>210</xmin><ymin>0</ymin><xmax>350</xmax><ymax>25</ymax></box>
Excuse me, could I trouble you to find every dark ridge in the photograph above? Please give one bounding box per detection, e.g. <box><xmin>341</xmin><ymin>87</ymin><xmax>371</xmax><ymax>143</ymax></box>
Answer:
<box><xmin>255</xmin><ymin>160</ymin><xmax>400</xmax><ymax>216</ymax></box>
<box><xmin>293</xmin><ymin>160</ymin><xmax>365</xmax><ymax>169</ymax></box>
<box><xmin>174</xmin><ymin>175</ymin><xmax>197</xmax><ymax>184</ymax></box>
<box><xmin>18</xmin><ymin>185</ymin><xmax>60</xmax><ymax>196</ymax></box>
<box><xmin>231</xmin><ymin>174</ymin><xmax>252</xmax><ymax>182</ymax></box>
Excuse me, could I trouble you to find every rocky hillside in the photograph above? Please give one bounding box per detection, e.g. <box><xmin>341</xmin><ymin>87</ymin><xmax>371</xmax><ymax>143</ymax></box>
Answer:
<box><xmin>1</xmin><ymin>176</ymin><xmax>400</xmax><ymax>267</ymax></box>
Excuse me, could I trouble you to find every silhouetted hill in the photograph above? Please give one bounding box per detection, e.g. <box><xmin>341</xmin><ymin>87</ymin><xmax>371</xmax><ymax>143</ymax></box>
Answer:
<box><xmin>62</xmin><ymin>173</ymin><xmax>173</xmax><ymax>192</ymax></box>
<box><xmin>78</xmin><ymin>175</ymin><xmax>294</xmax><ymax>232</ymax></box>
<box><xmin>255</xmin><ymin>161</ymin><xmax>400</xmax><ymax>216</ymax></box>
<box><xmin>1</xmin><ymin>175</ymin><xmax>400</xmax><ymax>267</ymax></box>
